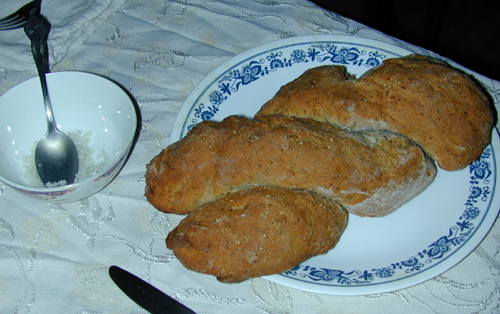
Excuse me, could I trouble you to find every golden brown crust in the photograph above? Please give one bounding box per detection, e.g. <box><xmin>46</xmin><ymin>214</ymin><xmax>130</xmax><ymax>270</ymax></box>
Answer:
<box><xmin>255</xmin><ymin>54</ymin><xmax>494</xmax><ymax>171</ymax></box>
<box><xmin>166</xmin><ymin>186</ymin><xmax>348</xmax><ymax>283</ymax></box>
<box><xmin>145</xmin><ymin>114</ymin><xmax>436</xmax><ymax>217</ymax></box>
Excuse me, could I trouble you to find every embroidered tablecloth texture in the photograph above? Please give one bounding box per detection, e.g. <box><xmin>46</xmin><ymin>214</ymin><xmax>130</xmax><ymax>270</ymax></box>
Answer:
<box><xmin>0</xmin><ymin>0</ymin><xmax>499</xmax><ymax>313</ymax></box>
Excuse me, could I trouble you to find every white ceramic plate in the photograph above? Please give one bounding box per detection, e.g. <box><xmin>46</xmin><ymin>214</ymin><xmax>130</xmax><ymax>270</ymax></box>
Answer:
<box><xmin>171</xmin><ymin>35</ymin><xmax>500</xmax><ymax>295</ymax></box>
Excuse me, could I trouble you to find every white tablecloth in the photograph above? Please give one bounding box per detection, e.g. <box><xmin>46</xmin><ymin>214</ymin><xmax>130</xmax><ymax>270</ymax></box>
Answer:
<box><xmin>1</xmin><ymin>1</ymin><xmax>499</xmax><ymax>313</ymax></box>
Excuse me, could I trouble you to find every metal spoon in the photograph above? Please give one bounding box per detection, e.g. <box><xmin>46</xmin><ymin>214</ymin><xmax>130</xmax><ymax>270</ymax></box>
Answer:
<box><xmin>24</xmin><ymin>12</ymin><xmax>78</xmax><ymax>185</ymax></box>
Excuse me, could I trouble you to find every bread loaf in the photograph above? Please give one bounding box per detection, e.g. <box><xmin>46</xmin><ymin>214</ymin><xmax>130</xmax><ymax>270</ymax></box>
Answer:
<box><xmin>145</xmin><ymin>114</ymin><xmax>436</xmax><ymax>217</ymax></box>
<box><xmin>255</xmin><ymin>54</ymin><xmax>494</xmax><ymax>171</ymax></box>
<box><xmin>166</xmin><ymin>186</ymin><xmax>348</xmax><ymax>283</ymax></box>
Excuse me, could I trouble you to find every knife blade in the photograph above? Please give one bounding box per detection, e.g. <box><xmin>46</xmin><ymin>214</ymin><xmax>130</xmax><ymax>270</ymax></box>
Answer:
<box><xmin>109</xmin><ymin>265</ymin><xmax>196</xmax><ymax>314</ymax></box>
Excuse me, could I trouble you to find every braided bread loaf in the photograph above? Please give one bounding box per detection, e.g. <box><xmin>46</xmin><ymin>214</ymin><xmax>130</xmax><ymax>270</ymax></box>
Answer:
<box><xmin>145</xmin><ymin>54</ymin><xmax>493</xmax><ymax>282</ymax></box>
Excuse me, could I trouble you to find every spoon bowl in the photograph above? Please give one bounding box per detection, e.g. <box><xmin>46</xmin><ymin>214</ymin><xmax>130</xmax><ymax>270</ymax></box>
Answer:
<box><xmin>35</xmin><ymin>129</ymin><xmax>79</xmax><ymax>185</ymax></box>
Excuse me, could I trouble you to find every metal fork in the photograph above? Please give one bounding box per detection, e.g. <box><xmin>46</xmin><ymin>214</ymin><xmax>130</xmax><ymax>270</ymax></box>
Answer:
<box><xmin>0</xmin><ymin>0</ymin><xmax>42</xmax><ymax>30</ymax></box>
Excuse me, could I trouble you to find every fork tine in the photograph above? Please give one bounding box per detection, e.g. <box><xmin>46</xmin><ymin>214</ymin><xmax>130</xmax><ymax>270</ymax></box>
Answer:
<box><xmin>0</xmin><ymin>15</ymin><xmax>25</xmax><ymax>30</ymax></box>
<box><xmin>0</xmin><ymin>12</ymin><xmax>20</xmax><ymax>25</ymax></box>
<box><xmin>0</xmin><ymin>0</ymin><xmax>42</xmax><ymax>30</ymax></box>
<box><xmin>0</xmin><ymin>20</ymin><xmax>23</xmax><ymax>30</ymax></box>
<box><xmin>0</xmin><ymin>15</ymin><xmax>23</xmax><ymax>26</ymax></box>
<box><xmin>0</xmin><ymin>12</ymin><xmax>18</xmax><ymax>24</ymax></box>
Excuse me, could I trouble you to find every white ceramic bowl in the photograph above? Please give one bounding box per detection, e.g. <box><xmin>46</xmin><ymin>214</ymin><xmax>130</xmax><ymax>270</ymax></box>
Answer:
<box><xmin>0</xmin><ymin>71</ymin><xmax>138</xmax><ymax>203</ymax></box>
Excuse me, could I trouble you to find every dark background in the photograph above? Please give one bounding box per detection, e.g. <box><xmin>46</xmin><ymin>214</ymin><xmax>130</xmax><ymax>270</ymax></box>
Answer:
<box><xmin>310</xmin><ymin>0</ymin><xmax>500</xmax><ymax>81</ymax></box>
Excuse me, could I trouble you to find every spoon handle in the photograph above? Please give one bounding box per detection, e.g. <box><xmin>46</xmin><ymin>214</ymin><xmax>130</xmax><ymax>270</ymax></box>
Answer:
<box><xmin>24</xmin><ymin>12</ymin><xmax>56</xmax><ymax>132</ymax></box>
